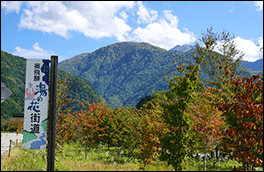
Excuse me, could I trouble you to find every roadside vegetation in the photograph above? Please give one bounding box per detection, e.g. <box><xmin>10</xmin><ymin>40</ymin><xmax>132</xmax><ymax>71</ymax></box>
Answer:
<box><xmin>1</xmin><ymin>116</ymin><xmax>23</xmax><ymax>132</ymax></box>
<box><xmin>1</xmin><ymin>27</ymin><xmax>263</xmax><ymax>171</ymax></box>
<box><xmin>2</xmin><ymin>141</ymin><xmax>255</xmax><ymax>171</ymax></box>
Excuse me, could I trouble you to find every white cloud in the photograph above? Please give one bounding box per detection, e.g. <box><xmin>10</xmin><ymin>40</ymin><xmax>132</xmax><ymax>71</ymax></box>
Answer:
<box><xmin>8</xmin><ymin>1</ymin><xmax>196</xmax><ymax>50</ymax></box>
<box><xmin>213</xmin><ymin>37</ymin><xmax>263</xmax><ymax>62</ymax></box>
<box><xmin>13</xmin><ymin>42</ymin><xmax>54</xmax><ymax>59</ymax></box>
<box><xmin>136</xmin><ymin>1</ymin><xmax>158</xmax><ymax>24</ymax></box>
<box><xmin>234</xmin><ymin>37</ymin><xmax>263</xmax><ymax>62</ymax></box>
<box><xmin>254</xmin><ymin>1</ymin><xmax>263</xmax><ymax>11</ymax></box>
<box><xmin>17</xmin><ymin>1</ymin><xmax>135</xmax><ymax>40</ymax></box>
<box><xmin>163</xmin><ymin>10</ymin><xmax>178</xmax><ymax>28</ymax></box>
<box><xmin>1</xmin><ymin>1</ymin><xmax>24</xmax><ymax>14</ymax></box>
<box><xmin>130</xmin><ymin>10</ymin><xmax>196</xmax><ymax>50</ymax></box>
<box><xmin>113</xmin><ymin>16</ymin><xmax>133</xmax><ymax>41</ymax></box>
<box><xmin>119</xmin><ymin>11</ymin><xmax>129</xmax><ymax>21</ymax></box>
<box><xmin>32</xmin><ymin>42</ymin><xmax>47</xmax><ymax>53</ymax></box>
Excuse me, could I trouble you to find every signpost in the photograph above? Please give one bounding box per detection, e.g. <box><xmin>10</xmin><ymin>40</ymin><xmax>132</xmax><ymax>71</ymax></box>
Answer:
<box><xmin>23</xmin><ymin>59</ymin><xmax>50</xmax><ymax>149</ymax></box>
<box><xmin>47</xmin><ymin>55</ymin><xmax>58</xmax><ymax>171</ymax></box>
<box><xmin>23</xmin><ymin>56</ymin><xmax>58</xmax><ymax>171</ymax></box>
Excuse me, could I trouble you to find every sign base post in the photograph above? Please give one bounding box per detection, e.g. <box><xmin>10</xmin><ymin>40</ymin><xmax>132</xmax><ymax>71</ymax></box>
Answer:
<box><xmin>47</xmin><ymin>55</ymin><xmax>58</xmax><ymax>171</ymax></box>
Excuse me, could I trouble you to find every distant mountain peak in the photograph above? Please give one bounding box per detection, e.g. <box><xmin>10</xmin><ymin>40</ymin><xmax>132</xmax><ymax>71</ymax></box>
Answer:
<box><xmin>169</xmin><ymin>44</ymin><xmax>195</xmax><ymax>52</ymax></box>
<box><xmin>241</xmin><ymin>59</ymin><xmax>263</xmax><ymax>74</ymax></box>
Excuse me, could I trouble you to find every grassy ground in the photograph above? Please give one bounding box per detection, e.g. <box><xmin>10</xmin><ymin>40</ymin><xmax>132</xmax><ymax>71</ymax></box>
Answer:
<box><xmin>1</xmin><ymin>142</ymin><xmax>172</xmax><ymax>171</ymax></box>
<box><xmin>1</xmin><ymin>141</ymin><xmax>263</xmax><ymax>171</ymax></box>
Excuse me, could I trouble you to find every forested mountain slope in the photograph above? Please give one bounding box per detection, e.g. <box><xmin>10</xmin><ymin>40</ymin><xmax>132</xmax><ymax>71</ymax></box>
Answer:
<box><xmin>1</xmin><ymin>50</ymin><xmax>108</xmax><ymax>119</ymax></box>
<box><xmin>58</xmin><ymin>42</ymin><xmax>254</xmax><ymax>108</ymax></box>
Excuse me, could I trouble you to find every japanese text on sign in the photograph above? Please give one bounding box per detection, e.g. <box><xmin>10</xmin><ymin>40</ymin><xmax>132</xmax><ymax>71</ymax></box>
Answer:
<box><xmin>23</xmin><ymin>59</ymin><xmax>50</xmax><ymax>149</ymax></box>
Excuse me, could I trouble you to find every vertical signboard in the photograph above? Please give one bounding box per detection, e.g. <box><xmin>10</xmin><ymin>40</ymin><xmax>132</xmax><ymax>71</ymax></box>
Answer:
<box><xmin>23</xmin><ymin>59</ymin><xmax>50</xmax><ymax>149</ymax></box>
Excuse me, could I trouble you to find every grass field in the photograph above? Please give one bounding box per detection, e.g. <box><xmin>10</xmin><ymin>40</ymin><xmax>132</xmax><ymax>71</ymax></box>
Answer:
<box><xmin>2</xmin><ymin>140</ymin><xmax>263</xmax><ymax>171</ymax></box>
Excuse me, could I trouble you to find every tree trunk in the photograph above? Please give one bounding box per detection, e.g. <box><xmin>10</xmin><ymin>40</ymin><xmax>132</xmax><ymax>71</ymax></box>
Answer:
<box><xmin>204</xmin><ymin>135</ymin><xmax>208</xmax><ymax>171</ymax></box>
<box><xmin>85</xmin><ymin>142</ymin><xmax>88</xmax><ymax>159</ymax></box>
<box><xmin>215</xmin><ymin>146</ymin><xmax>218</xmax><ymax>161</ymax></box>
<box><xmin>204</xmin><ymin>147</ymin><xmax>207</xmax><ymax>171</ymax></box>
<box><xmin>85</xmin><ymin>147</ymin><xmax>88</xmax><ymax>159</ymax></box>
<box><xmin>213</xmin><ymin>146</ymin><xmax>218</xmax><ymax>168</ymax></box>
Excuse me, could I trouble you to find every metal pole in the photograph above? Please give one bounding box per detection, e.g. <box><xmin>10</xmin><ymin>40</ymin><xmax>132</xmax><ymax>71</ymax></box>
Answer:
<box><xmin>47</xmin><ymin>55</ymin><xmax>58</xmax><ymax>171</ymax></box>
<box><xmin>16</xmin><ymin>129</ymin><xmax>18</xmax><ymax>146</ymax></box>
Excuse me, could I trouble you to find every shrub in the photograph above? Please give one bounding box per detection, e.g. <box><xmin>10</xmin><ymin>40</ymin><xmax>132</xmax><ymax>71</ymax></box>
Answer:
<box><xmin>5</xmin><ymin>118</ymin><xmax>23</xmax><ymax>132</ymax></box>
<box><xmin>1</xmin><ymin>117</ymin><xmax>8</xmax><ymax>131</ymax></box>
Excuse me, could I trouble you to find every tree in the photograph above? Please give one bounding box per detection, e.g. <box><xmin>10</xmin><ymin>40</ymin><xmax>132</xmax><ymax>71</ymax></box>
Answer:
<box><xmin>157</xmin><ymin>54</ymin><xmax>201</xmax><ymax>171</ymax></box>
<box><xmin>185</xmin><ymin>86</ymin><xmax>226</xmax><ymax>171</ymax></box>
<box><xmin>217</xmin><ymin>73</ymin><xmax>263</xmax><ymax>171</ymax></box>
<box><xmin>69</xmin><ymin>101</ymin><xmax>109</xmax><ymax>159</ymax></box>
<box><xmin>105</xmin><ymin>106</ymin><xmax>140</xmax><ymax>160</ymax></box>
<box><xmin>194</xmin><ymin>26</ymin><xmax>248</xmax><ymax>104</ymax></box>
<box><xmin>135</xmin><ymin>94</ymin><xmax>155</xmax><ymax>109</ymax></box>
<box><xmin>130</xmin><ymin>101</ymin><xmax>168</xmax><ymax>171</ymax></box>
<box><xmin>55</xmin><ymin>73</ymin><xmax>77</xmax><ymax>150</ymax></box>
<box><xmin>193</xmin><ymin>27</ymin><xmax>263</xmax><ymax>171</ymax></box>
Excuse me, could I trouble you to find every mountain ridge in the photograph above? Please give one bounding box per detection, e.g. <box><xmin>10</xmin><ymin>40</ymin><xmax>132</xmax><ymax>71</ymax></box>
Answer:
<box><xmin>58</xmin><ymin>42</ymin><xmax>255</xmax><ymax>108</ymax></box>
<box><xmin>241</xmin><ymin>59</ymin><xmax>263</xmax><ymax>73</ymax></box>
<box><xmin>169</xmin><ymin>44</ymin><xmax>195</xmax><ymax>52</ymax></box>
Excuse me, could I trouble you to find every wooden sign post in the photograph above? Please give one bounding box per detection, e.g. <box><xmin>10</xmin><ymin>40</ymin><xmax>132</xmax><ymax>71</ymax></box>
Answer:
<box><xmin>47</xmin><ymin>55</ymin><xmax>58</xmax><ymax>171</ymax></box>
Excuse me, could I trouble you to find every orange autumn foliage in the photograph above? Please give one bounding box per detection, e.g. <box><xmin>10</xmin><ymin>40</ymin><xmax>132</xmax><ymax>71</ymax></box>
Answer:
<box><xmin>186</xmin><ymin>86</ymin><xmax>226</xmax><ymax>152</ymax></box>
<box><xmin>68</xmin><ymin>101</ymin><xmax>109</xmax><ymax>159</ymax></box>
<box><xmin>217</xmin><ymin>74</ymin><xmax>263</xmax><ymax>171</ymax></box>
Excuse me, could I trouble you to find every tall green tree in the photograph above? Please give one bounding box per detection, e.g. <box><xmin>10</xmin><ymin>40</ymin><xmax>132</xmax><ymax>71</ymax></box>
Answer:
<box><xmin>157</xmin><ymin>55</ymin><xmax>201</xmax><ymax>171</ymax></box>
<box><xmin>194</xmin><ymin>26</ymin><xmax>248</xmax><ymax>104</ymax></box>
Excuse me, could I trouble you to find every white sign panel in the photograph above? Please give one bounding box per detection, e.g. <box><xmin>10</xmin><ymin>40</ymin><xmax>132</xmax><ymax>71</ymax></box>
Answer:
<box><xmin>23</xmin><ymin>59</ymin><xmax>50</xmax><ymax>149</ymax></box>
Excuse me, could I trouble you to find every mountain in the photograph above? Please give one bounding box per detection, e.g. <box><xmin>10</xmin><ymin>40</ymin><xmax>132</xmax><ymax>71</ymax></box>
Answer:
<box><xmin>1</xmin><ymin>51</ymin><xmax>26</xmax><ymax>119</ymax></box>
<box><xmin>58</xmin><ymin>42</ymin><xmax>172</xmax><ymax>108</ymax></box>
<box><xmin>241</xmin><ymin>59</ymin><xmax>263</xmax><ymax>74</ymax></box>
<box><xmin>58</xmin><ymin>42</ymin><xmax>254</xmax><ymax>109</ymax></box>
<box><xmin>57</xmin><ymin>70</ymin><xmax>109</xmax><ymax>112</ymax></box>
<box><xmin>1</xmin><ymin>50</ymin><xmax>108</xmax><ymax>119</ymax></box>
<box><xmin>169</xmin><ymin>44</ymin><xmax>195</xmax><ymax>52</ymax></box>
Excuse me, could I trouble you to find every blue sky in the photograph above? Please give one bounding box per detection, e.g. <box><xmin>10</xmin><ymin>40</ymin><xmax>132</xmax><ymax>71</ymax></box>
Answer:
<box><xmin>1</xmin><ymin>1</ymin><xmax>263</xmax><ymax>62</ymax></box>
